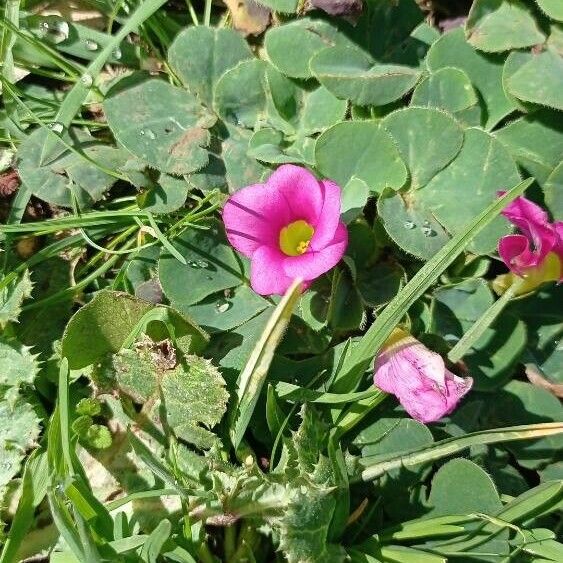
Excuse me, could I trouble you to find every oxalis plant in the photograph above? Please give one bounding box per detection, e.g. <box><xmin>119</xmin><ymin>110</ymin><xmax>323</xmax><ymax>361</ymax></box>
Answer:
<box><xmin>0</xmin><ymin>0</ymin><xmax>562</xmax><ymax>561</ymax></box>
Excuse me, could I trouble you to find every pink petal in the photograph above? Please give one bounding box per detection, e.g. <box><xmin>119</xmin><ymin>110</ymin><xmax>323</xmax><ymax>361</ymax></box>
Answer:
<box><xmin>250</xmin><ymin>245</ymin><xmax>294</xmax><ymax>296</ymax></box>
<box><xmin>282</xmin><ymin>222</ymin><xmax>348</xmax><ymax>280</ymax></box>
<box><xmin>310</xmin><ymin>179</ymin><xmax>342</xmax><ymax>251</ymax></box>
<box><xmin>223</xmin><ymin>183</ymin><xmax>291</xmax><ymax>257</ymax></box>
<box><xmin>499</xmin><ymin>233</ymin><xmax>543</xmax><ymax>275</ymax></box>
<box><xmin>500</xmin><ymin>194</ymin><xmax>549</xmax><ymax>234</ymax></box>
<box><xmin>442</xmin><ymin>371</ymin><xmax>473</xmax><ymax>416</ymax></box>
<box><xmin>267</xmin><ymin>164</ymin><xmax>324</xmax><ymax>225</ymax></box>
<box><xmin>373</xmin><ymin>361</ymin><xmax>397</xmax><ymax>394</ymax></box>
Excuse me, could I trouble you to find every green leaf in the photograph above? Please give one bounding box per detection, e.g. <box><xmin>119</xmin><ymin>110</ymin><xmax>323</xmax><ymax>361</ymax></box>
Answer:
<box><xmin>495</xmin><ymin>110</ymin><xmax>563</xmax><ymax>186</ymax></box>
<box><xmin>298</xmin><ymin>86</ymin><xmax>348</xmax><ymax>136</ymax></box>
<box><xmin>418</xmin><ymin>127</ymin><xmax>520</xmax><ymax>254</ymax></box>
<box><xmin>264</xmin><ymin>18</ymin><xmax>350</xmax><ymax>79</ymax></box>
<box><xmin>315</xmin><ymin>121</ymin><xmax>407</xmax><ymax>193</ymax></box>
<box><xmin>222</xmin><ymin>124</ymin><xmax>270</xmax><ymax>191</ymax></box>
<box><xmin>277</xmin><ymin>488</ymin><xmax>346</xmax><ymax>563</ymax></box>
<box><xmin>505</xmin><ymin>50</ymin><xmax>563</xmax><ymax>110</ymax></box>
<box><xmin>411</xmin><ymin>67</ymin><xmax>479</xmax><ymax>113</ymax></box>
<box><xmin>186</xmin><ymin>285</ymin><xmax>269</xmax><ymax>333</ymax></box>
<box><xmin>428</xmin><ymin>458</ymin><xmax>502</xmax><ymax>515</ymax></box>
<box><xmin>0</xmin><ymin>270</ymin><xmax>32</xmax><ymax>328</ymax></box>
<box><xmin>254</xmin><ymin>0</ymin><xmax>298</xmax><ymax>13</ymax></box>
<box><xmin>466</xmin><ymin>0</ymin><xmax>545</xmax><ymax>52</ymax></box>
<box><xmin>357</xmin><ymin>418</ymin><xmax>433</xmax><ymax>470</ymax></box>
<box><xmin>17</xmin><ymin>129</ymin><xmax>127</xmax><ymax>207</ymax></box>
<box><xmin>61</xmin><ymin>290</ymin><xmax>207</xmax><ymax>369</ymax></box>
<box><xmin>214</xmin><ymin>59</ymin><xmax>267</xmax><ymax>127</ymax></box>
<box><xmin>341</xmin><ymin>177</ymin><xmax>371</xmax><ymax>223</ymax></box>
<box><xmin>427</xmin><ymin>28</ymin><xmax>516</xmax><ymax>129</ymax></box>
<box><xmin>545</xmin><ymin>161</ymin><xmax>563</xmax><ymax>219</ymax></box>
<box><xmin>377</xmin><ymin>190</ymin><xmax>451</xmax><ymax>260</ymax></box>
<box><xmin>357</xmin><ymin>261</ymin><xmax>405</xmax><ymax>308</ymax></box>
<box><xmin>536</xmin><ymin>0</ymin><xmax>563</xmax><ymax>21</ymax></box>
<box><xmin>310</xmin><ymin>46</ymin><xmax>420</xmax><ymax>107</ymax></box>
<box><xmin>328</xmin><ymin>270</ymin><xmax>364</xmax><ymax>332</ymax></box>
<box><xmin>0</xmin><ymin>337</ymin><xmax>39</xmax><ymax>389</ymax></box>
<box><xmin>0</xmin><ymin>394</ymin><xmax>41</xmax><ymax>489</ymax></box>
<box><xmin>381</xmin><ymin>107</ymin><xmax>463</xmax><ymax>189</ymax></box>
<box><xmin>230</xmin><ymin>279</ymin><xmax>302</xmax><ymax>449</ymax></box>
<box><xmin>103</xmin><ymin>77</ymin><xmax>216</xmax><ymax>175</ymax></box>
<box><xmin>168</xmin><ymin>26</ymin><xmax>252</xmax><ymax>107</ymax></box>
<box><xmin>137</xmin><ymin>173</ymin><xmax>191</xmax><ymax>214</ymax></box>
<box><xmin>97</xmin><ymin>346</ymin><xmax>228</xmax><ymax>449</ymax></box>
<box><xmin>158</xmin><ymin>221</ymin><xmax>244</xmax><ymax>308</ymax></box>
<box><xmin>489</xmin><ymin>381</ymin><xmax>563</xmax><ymax>469</ymax></box>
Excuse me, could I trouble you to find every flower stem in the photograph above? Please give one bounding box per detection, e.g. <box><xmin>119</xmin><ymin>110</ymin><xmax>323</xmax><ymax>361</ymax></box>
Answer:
<box><xmin>447</xmin><ymin>277</ymin><xmax>526</xmax><ymax>364</ymax></box>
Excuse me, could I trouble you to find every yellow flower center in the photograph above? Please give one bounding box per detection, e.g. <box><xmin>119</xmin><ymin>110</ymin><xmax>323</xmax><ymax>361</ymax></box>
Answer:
<box><xmin>493</xmin><ymin>252</ymin><xmax>562</xmax><ymax>296</ymax></box>
<box><xmin>279</xmin><ymin>220</ymin><xmax>315</xmax><ymax>256</ymax></box>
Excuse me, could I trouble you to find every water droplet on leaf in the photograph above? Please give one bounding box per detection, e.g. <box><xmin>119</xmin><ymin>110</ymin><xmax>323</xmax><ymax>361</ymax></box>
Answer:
<box><xmin>85</xmin><ymin>39</ymin><xmax>99</xmax><ymax>51</ymax></box>
<box><xmin>421</xmin><ymin>226</ymin><xmax>436</xmax><ymax>237</ymax></box>
<box><xmin>112</xmin><ymin>47</ymin><xmax>122</xmax><ymax>60</ymax></box>
<box><xmin>80</xmin><ymin>73</ymin><xmax>93</xmax><ymax>87</ymax></box>
<box><xmin>188</xmin><ymin>260</ymin><xmax>200</xmax><ymax>268</ymax></box>
<box><xmin>49</xmin><ymin>122</ymin><xmax>64</xmax><ymax>134</ymax></box>
<box><xmin>141</xmin><ymin>129</ymin><xmax>156</xmax><ymax>140</ymax></box>
<box><xmin>215</xmin><ymin>299</ymin><xmax>232</xmax><ymax>313</ymax></box>
<box><xmin>196</xmin><ymin>259</ymin><xmax>208</xmax><ymax>268</ymax></box>
<box><xmin>403</xmin><ymin>220</ymin><xmax>416</xmax><ymax>230</ymax></box>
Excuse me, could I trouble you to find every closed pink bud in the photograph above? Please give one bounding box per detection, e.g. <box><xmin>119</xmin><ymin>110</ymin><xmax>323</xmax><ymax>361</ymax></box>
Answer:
<box><xmin>374</xmin><ymin>329</ymin><xmax>473</xmax><ymax>424</ymax></box>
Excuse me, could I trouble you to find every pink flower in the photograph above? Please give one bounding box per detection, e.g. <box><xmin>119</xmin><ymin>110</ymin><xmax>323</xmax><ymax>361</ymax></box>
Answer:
<box><xmin>222</xmin><ymin>164</ymin><xmax>348</xmax><ymax>296</ymax></box>
<box><xmin>498</xmin><ymin>194</ymin><xmax>563</xmax><ymax>280</ymax></box>
<box><xmin>374</xmin><ymin>329</ymin><xmax>473</xmax><ymax>424</ymax></box>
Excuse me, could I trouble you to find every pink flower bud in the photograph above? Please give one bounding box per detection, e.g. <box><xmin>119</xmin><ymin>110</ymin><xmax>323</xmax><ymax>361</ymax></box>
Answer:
<box><xmin>374</xmin><ymin>329</ymin><xmax>473</xmax><ymax>424</ymax></box>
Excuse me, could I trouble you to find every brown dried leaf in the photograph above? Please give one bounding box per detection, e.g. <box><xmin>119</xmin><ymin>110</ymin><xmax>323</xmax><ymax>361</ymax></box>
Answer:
<box><xmin>224</xmin><ymin>0</ymin><xmax>271</xmax><ymax>36</ymax></box>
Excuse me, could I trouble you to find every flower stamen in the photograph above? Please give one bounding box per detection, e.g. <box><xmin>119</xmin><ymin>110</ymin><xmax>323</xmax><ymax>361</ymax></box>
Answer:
<box><xmin>279</xmin><ymin>220</ymin><xmax>314</xmax><ymax>256</ymax></box>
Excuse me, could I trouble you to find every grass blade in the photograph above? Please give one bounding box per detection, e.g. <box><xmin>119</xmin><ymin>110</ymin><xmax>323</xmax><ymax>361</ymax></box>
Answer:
<box><xmin>229</xmin><ymin>279</ymin><xmax>303</xmax><ymax>450</ymax></box>
<box><xmin>361</xmin><ymin>422</ymin><xmax>563</xmax><ymax>481</ymax></box>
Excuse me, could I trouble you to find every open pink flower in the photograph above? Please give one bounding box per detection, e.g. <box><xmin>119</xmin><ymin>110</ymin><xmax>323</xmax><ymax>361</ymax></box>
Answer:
<box><xmin>374</xmin><ymin>329</ymin><xmax>473</xmax><ymax>424</ymax></box>
<box><xmin>222</xmin><ymin>164</ymin><xmax>348</xmax><ymax>296</ymax></box>
<box><xmin>498</xmin><ymin>194</ymin><xmax>563</xmax><ymax>280</ymax></box>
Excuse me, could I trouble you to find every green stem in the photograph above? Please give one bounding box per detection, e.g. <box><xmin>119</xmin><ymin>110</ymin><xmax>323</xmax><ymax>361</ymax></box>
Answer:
<box><xmin>447</xmin><ymin>277</ymin><xmax>525</xmax><ymax>364</ymax></box>
<box><xmin>198</xmin><ymin>542</ymin><xmax>217</xmax><ymax>563</ymax></box>
<box><xmin>184</xmin><ymin>0</ymin><xmax>200</xmax><ymax>25</ymax></box>
<box><xmin>333</xmin><ymin>390</ymin><xmax>387</xmax><ymax>440</ymax></box>
<box><xmin>224</xmin><ymin>525</ymin><xmax>237</xmax><ymax>561</ymax></box>
<box><xmin>204</xmin><ymin>0</ymin><xmax>212</xmax><ymax>27</ymax></box>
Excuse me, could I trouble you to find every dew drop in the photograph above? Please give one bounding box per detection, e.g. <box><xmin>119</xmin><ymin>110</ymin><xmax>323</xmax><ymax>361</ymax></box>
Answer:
<box><xmin>85</xmin><ymin>39</ymin><xmax>99</xmax><ymax>51</ymax></box>
<box><xmin>422</xmin><ymin>220</ymin><xmax>430</xmax><ymax>227</ymax></box>
<box><xmin>421</xmin><ymin>226</ymin><xmax>436</xmax><ymax>237</ymax></box>
<box><xmin>215</xmin><ymin>299</ymin><xmax>232</xmax><ymax>313</ymax></box>
<box><xmin>49</xmin><ymin>122</ymin><xmax>64</xmax><ymax>134</ymax></box>
<box><xmin>206</xmin><ymin>275</ymin><xmax>213</xmax><ymax>280</ymax></box>
<box><xmin>403</xmin><ymin>220</ymin><xmax>416</xmax><ymax>230</ymax></box>
<box><xmin>80</xmin><ymin>73</ymin><xmax>93</xmax><ymax>87</ymax></box>
<box><xmin>187</xmin><ymin>260</ymin><xmax>200</xmax><ymax>268</ymax></box>
<box><xmin>196</xmin><ymin>259</ymin><xmax>209</xmax><ymax>268</ymax></box>
<box><xmin>51</xmin><ymin>20</ymin><xmax>69</xmax><ymax>41</ymax></box>
<box><xmin>38</xmin><ymin>21</ymin><xmax>50</xmax><ymax>37</ymax></box>
<box><xmin>112</xmin><ymin>47</ymin><xmax>122</xmax><ymax>60</ymax></box>
<box><xmin>141</xmin><ymin>129</ymin><xmax>156</xmax><ymax>140</ymax></box>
